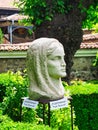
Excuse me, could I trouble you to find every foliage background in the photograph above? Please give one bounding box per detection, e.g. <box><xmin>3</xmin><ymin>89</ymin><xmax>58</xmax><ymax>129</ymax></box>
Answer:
<box><xmin>15</xmin><ymin>0</ymin><xmax>98</xmax><ymax>84</ymax></box>
<box><xmin>0</xmin><ymin>71</ymin><xmax>98</xmax><ymax>130</ymax></box>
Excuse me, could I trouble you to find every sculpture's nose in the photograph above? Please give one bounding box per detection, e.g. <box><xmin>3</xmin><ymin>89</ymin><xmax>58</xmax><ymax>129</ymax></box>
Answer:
<box><xmin>61</xmin><ymin>58</ymin><xmax>66</xmax><ymax>67</ymax></box>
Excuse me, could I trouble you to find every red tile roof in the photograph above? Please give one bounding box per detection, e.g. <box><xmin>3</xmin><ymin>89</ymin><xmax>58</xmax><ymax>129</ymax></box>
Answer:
<box><xmin>0</xmin><ymin>43</ymin><xmax>31</xmax><ymax>51</ymax></box>
<box><xmin>83</xmin><ymin>33</ymin><xmax>98</xmax><ymax>41</ymax></box>
<box><xmin>81</xmin><ymin>33</ymin><xmax>98</xmax><ymax>49</ymax></box>
<box><xmin>80</xmin><ymin>42</ymin><xmax>98</xmax><ymax>49</ymax></box>
<box><xmin>0</xmin><ymin>33</ymin><xmax>98</xmax><ymax>51</ymax></box>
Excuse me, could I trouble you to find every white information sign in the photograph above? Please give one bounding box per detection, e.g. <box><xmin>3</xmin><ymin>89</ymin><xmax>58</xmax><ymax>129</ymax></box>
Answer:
<box><xmin>50</xmin><ymin>97</ymin><xmax>68</xmax><ymax>110</ymax></box>
<box><xmin>22</xmin><ymin>98</ymin><xmax>38</xmax><ymax>109</ymax></box>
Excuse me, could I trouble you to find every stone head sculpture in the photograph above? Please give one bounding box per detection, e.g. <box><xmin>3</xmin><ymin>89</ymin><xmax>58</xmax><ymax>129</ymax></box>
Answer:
<box><xmin>27</xmin><ymin>38</ymin><xmax>66</xmax><ymax>101</ymax></box>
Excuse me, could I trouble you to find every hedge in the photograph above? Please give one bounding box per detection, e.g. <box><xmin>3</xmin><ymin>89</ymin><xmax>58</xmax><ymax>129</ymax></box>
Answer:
<box><xmin>66</xmin><ymin>80</ymin><xmax>98</xmax><ymax>130</ymax></box>
<box><xmin>0</xmin><ymin>113</ymin><xmax>56</xmax><ymax>130</ymax></box>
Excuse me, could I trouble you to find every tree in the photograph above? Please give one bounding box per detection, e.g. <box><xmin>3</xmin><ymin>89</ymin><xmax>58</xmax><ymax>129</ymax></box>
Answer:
<box><xmin>82</xmin><ymin>4</ymin><xmax>98</xmax><ymax>29</ymax></box>
<box><xmin>16</xmin><ymin>0</ymin><xmax>98</xmax><ymax>84</ymax></box>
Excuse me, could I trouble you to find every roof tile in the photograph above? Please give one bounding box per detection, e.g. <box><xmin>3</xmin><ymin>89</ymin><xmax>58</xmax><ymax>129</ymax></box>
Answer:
<box><xmin>0</xmin><ymin>33</ymin><xmax>98</xmax><ymax>51</ymax></box>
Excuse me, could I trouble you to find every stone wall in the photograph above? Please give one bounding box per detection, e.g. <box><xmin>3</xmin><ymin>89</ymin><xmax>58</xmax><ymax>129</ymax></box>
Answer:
<box><xmin>71</xmin><ymin>57</ymin><xmax>98</xmax><ymax>80</ymax></box>
<box><xmin>0</xmin><ymin>58</ymin><xmax>26</xmax><ymax>73</ymax></box>
<box><xmin>0</xmin><ymin>53</ymin><xmax>97</xmax><ymax>81</ymax></box>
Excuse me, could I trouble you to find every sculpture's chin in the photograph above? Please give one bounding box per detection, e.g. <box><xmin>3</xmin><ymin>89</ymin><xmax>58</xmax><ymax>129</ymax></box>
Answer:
<box><xmin>61</xmin><ymin>73</ymin><xmax>67</xmax><ymax>78</ymax></box>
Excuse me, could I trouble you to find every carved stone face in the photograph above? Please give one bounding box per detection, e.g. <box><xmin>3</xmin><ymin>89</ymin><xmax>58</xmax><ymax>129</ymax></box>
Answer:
<box><xmin>47</xmin><ymin>45</ymin><xmax>66</xmax><ymax>79</ymax></box>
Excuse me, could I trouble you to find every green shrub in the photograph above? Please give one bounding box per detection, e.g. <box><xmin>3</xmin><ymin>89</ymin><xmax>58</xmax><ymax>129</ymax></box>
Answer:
<box><xmin>0</xmin><ymin>71</ymin><xmax>28</xmax><ymax>102</ymax></box>
<box><xmin>1</xmin><ymin>71</ymin><xmax>98</xmax><ymax>130</ymax></box>
<box><xmin>0</xmin><ymin>112</ymin><xmax>56</xmax><ymax>130</ymax></box>
<box><xmin>50</xmin><ymin>107</ymin><xmax>71</xmax><ymax>130</ymax></box>
<box><xmin>65</xmin><ymin>80</ymin><xmax>98</xmax><ymax>130</ymax></box>
<box><xmin>0</xmin><ymin>71</ymin><xmax>35</xmax><ymax>121</ymax></box>
<box><xmin>0</xmin><ymin>71</ymin><xmax>72</xmax><ymax>129</ymax></box>
<box><xmin>1</xmin><ymin>70</ymin><xmax>98</xmax><ymax>130</ymax></box>
<box><xmin>36</xmin><ymin>102</ymin><xmax>72</xmax><ymax>130</ymax></box>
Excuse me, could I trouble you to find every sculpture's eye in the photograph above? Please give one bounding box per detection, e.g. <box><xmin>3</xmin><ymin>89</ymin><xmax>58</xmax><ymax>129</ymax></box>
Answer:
<box><xmin>49</xmin><ymin>56</ymin><xmax>61</xmax><ymax>60</ymax></box>
<box><xmin>54</xmin><ymin>56</ymin><xmax>62</xmax><ymax>60</ymax></box>
<box><xmin>48</xmin><ymin>55</ymin><xmax>65</xmax><ymax>61</ymax></box>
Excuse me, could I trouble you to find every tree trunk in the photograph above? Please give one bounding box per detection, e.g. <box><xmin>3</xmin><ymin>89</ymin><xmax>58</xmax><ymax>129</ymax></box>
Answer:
<box><xmin>35</xmin><ymin>0</ymin><xmax>95</xmax><ymax>84</ymax></box>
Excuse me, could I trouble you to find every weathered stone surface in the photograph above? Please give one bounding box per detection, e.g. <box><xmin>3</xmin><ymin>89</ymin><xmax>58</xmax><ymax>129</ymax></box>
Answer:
<box><xmin>27</xmin><ymin>38</ymin><xmax>66</xmax><ymax>101</ymax></box>
<box><xmin>71</xmin><ymin>57</ymin><xmax>98</xmax><ymax>80</ymax></box>
<box><xmin>0</xmin><ymin>58</ymin><xmax>26</xmax><ymax>73</ymax></box>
